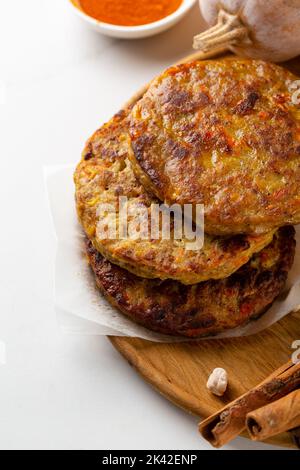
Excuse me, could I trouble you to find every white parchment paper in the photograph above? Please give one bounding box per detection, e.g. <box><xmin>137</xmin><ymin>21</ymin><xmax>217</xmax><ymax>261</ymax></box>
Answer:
<box><xmin>46</xmin><ymin>165</ymin><xmax>300</xmax><ymax>342</ymax></box>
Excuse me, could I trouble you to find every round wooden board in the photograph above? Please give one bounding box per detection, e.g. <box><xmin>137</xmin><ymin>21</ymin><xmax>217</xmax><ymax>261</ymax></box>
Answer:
<box><xmin>108</xmin><ymin>50</ymin><xmax>300</xmax><ymax>449</ymax></box>
<box><xmin>110</xmin><ymin>309</ymin><xmax>300</xmax><ymax>448</ymax></box>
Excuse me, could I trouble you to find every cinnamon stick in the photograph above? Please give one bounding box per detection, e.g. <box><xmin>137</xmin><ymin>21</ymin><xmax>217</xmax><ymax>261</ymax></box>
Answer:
<box><xmin>246</xmin><ymin>389</ymin><xmax>300</xmax><ymax>441</ymax></box>
<box><xmin>199</xmin><ymin>361</ymin><xmax>300</xmax><ymax>448</ymax></box>
<box><xmin>290</xmin><ymin>426</ymin><xmax>300</xmax><ymax>449</ymax></box>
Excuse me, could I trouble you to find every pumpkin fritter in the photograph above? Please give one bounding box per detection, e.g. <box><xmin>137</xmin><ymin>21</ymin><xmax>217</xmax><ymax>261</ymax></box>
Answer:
<box><xmin>86</xmin><ymin>226</ymin><xmax>295</xmax><ymax>338</ymax></box>
<box><xmin>74</xmin><ymin>109</ymin><xmax>275</xmax><ymax>285</ymax></box>
<box><xmin>128</xmin><ymin>59</ymin><xmax>300</xmax><ymax>235</ymax></box>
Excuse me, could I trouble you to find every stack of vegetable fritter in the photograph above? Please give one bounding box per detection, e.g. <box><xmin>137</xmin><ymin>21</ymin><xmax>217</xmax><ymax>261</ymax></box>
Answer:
<box><xmin>74</xmin><ymin>59</ymin><xmax>299</xmax><ymax>337</ymax></box>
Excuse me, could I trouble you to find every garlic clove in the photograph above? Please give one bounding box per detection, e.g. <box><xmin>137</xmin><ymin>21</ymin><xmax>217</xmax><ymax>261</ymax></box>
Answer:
<box><xmin>207</xmin><ymin>368</ymin><xmax>228</xmax><ymax>397</ymax></box>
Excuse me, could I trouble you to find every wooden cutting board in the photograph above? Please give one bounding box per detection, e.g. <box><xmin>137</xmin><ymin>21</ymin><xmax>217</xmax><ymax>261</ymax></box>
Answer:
<box><xmin>110</xmin><ymin>50</ymin><xmax>300</xmax><ymax>449</ymax></box>
<box><xmin>110</xmin><ymin>309</ymin><xmax>300</xmax><ymax>448</ymax></box>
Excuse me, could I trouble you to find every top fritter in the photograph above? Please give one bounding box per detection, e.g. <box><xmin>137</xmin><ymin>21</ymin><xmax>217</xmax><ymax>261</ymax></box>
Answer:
<box><xmin>128</xmin><ymin>59</ymin><xmax>300</xmax><ymax>235</ymax></box>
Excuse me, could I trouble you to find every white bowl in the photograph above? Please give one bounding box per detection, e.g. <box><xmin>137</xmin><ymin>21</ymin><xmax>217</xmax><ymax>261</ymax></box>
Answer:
<box><xmin>68</xmin><ymin>0</ymin><xmax>197</xmax><ymax>39</ymax></box>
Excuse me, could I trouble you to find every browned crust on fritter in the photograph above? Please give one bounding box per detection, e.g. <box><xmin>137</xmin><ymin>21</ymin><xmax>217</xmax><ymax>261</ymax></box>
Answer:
<box><xmin>85</xmin><ymin>226</ymin><xmax>295</xmax><ymax>338</ymax></box>
<box><xmin>129</xmin><ymin>59</ymin><xmax>300</xmax><ymax>235</ymax></box>
<box><xmin>74</xmin><ymin>108</ymin><xmax>274</xmax><ymax>285</ymax></box>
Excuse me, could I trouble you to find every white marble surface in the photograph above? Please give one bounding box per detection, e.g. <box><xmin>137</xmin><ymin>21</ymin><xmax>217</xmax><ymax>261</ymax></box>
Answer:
<box><xmin>0</xmin><ymin>0</ymin><xmax>284</xmax><ymax>450</ymax></box>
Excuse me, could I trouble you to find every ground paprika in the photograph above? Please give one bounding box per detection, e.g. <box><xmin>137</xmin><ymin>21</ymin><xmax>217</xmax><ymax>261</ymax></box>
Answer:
<box><xmin>79</xmin><ymin>0</ymin><xmax>183</xmax><ymax>26</ymax></box>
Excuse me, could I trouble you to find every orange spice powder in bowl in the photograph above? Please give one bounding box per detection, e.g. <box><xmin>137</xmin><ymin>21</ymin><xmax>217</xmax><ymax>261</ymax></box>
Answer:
<box><xmin>69</xmin><ymin>0</ymin><xmax>197</xmax><ymax>38</ymax></box>
<box><xmin>80</xmin><ymin>0</ymin><xmax>183</xmax><ymax>27</ymax></box>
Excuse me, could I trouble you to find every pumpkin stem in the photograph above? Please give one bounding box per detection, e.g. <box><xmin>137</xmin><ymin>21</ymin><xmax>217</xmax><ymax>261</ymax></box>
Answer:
<box><xmin>193</xmin><ymin>9</ymin><xmax>251</xmax><ymax>52</ymax></box>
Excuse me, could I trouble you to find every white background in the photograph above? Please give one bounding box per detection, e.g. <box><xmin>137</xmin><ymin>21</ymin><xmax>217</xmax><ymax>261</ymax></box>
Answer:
<box><xmin>0</xmin><ymin>0</ymin><xmax>284</xmax><ymax>450</ymax></box>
